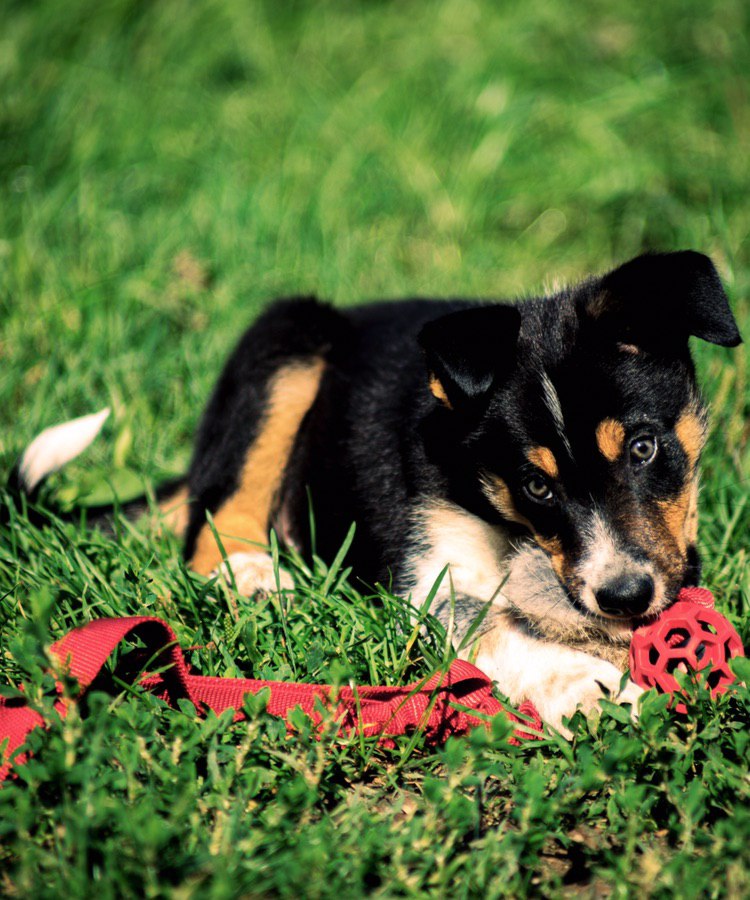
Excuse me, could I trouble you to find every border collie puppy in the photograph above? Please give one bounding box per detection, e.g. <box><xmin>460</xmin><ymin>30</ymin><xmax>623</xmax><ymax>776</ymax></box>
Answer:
<box><xmin>17</xmin><ymin>251</ymin><xmax>741</xmax><ymax>732</ymax></box>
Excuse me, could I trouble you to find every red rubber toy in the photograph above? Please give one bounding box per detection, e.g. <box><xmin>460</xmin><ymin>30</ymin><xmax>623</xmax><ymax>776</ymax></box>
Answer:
<box><xmin>629</xmin><ymin>586</ymin><xmax>745</xmax><ymax>711</ymax></box>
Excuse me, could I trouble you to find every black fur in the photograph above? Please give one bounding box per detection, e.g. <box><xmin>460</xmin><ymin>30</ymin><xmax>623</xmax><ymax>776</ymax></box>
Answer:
<box><xmin>594</xmin><ymin>250</ymin><xmax>741</xmax><ymax>348</ymax></box>
<box><xmin>186</xmin><ymin>251</ymin><xmax>740</xmax><ymax>607</ymax></box>
<box><xmin>183</xmin><ymin>297</ymin><xmax>351</xmax><ymax>558</ymax></box>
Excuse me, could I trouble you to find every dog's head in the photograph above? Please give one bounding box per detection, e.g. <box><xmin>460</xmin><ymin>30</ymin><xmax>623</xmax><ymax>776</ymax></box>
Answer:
<box><xmin>419</xmin><ymin>251</ymin><xmax>741</xmax><ymax>640</ymax></box>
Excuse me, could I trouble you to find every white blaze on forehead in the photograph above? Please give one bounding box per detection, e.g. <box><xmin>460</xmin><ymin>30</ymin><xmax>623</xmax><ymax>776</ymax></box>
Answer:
<box><xmin>539</xmin><ymin>370</ymin><xmax>572</xmax><ymax>458</ymax></box>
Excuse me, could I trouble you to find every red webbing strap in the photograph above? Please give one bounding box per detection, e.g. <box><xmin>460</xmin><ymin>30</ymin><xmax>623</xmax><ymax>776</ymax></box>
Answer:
<box><xmin>0</xmin><ymin>616</ymin><xmax>542</xmax><ymax>783</ymax></box>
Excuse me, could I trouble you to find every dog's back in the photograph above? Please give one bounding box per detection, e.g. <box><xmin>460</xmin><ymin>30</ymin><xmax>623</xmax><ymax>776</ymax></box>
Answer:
<box><xmin>184</xmin><ymin>296</ymin><xmax>473</xmax><ymax>581</ymax></box>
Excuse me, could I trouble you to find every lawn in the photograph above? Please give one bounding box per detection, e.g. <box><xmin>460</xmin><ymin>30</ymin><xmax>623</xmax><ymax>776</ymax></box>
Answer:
<box><xmin>1</xmin><ymin>0</ymin><xmax>750</xmax><ymax>895</ymax></box>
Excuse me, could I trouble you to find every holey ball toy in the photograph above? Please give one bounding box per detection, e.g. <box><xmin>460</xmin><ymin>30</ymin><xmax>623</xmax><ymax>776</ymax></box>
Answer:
<box><xmin>629</xmin><ymin>587</ymin><xmax>745</xmax><ymax>712</ymax></box>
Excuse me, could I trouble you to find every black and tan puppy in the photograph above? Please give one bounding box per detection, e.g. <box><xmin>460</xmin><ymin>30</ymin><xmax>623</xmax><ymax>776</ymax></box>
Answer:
<box><xmin>17</xmin><ymin>251</ymin><xmax>741</xmax><ymax>732</ymax></box>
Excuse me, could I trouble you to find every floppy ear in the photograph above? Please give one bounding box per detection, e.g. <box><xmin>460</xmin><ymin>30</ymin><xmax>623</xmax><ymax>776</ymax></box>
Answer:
<box><xmin>585</xmin><ymin>251</ymin><xmax>741</xmax><ymax>348</ymax></box>
<box><xmin>418</xmin><ymin>305</ymin><xmax>522</xmax><ymax>411</ymax></box>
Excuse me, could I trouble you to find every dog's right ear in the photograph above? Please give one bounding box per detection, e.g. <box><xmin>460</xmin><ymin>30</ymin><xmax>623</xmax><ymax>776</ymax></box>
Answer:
<box><xmin>418</xmin><ymin>305</ymin><xmax>522</xmax><ymax>412</ymax></box>
<box><xmin>586</xmin><ymin>251</ymin><xmax>741</xmax><ymax>349</ymax></box>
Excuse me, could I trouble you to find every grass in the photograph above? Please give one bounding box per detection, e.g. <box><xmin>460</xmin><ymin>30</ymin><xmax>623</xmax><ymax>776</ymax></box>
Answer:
<box><xmin>1</xmin><ymin>0</ymin><xmax>750</xmax><ymax>895</ymax></box>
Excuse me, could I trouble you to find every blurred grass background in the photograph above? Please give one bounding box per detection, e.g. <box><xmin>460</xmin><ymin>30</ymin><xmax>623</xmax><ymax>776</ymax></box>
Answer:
<box><xmin>3</xmin><ymin>0</ymin><xmax>749</xmax><ymax>594</ymax></box>
<box><xmin>2</xmin><ymin>0</ymin><xmax>748</xmax><ymax>453</ymax></box>
<box><xmin>1</xmin><ymin>0</ymin><xmax>750</xmax><ymax>894</ymax></box>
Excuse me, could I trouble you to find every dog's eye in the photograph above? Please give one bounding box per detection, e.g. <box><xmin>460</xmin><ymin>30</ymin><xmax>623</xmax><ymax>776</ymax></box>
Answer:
<box><xmin>629</xmin><ymin>434</ymin><xmax>658</xmax><ymax>465</ymax></box>
<box><xmin>524</xmin><ymin>475</ymin><xmax>554</xmax><ymax>503</ymax></box>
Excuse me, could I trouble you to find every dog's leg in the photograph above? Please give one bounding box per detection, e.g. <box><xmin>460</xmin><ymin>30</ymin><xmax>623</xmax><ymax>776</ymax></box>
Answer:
<box><xmin>427</xmin><ymin>590</ymin><xmax>641</xmax><ymax>736</ymax></box>
<box><xmin>184</xmin><ymin>299</ymin><xmax>348</xmax><ymax>597</ymax></box>
<box><xmin>405</xmin><ymin>500</ymin><xmax>642</xmax><ymax>736</ymax></box>
<box><xmin>186</xmin><ymin>356</ymin><xmax>324</xmax><ymax>596</ymax></box>
<box><xmin>467</xmin><ymin>609</ymin><xmax>643</xmax><ymax>736</ymax></box>
<box><xmin>214</xmin><ymin>550</ymin><xmax>294</xmax><ymax>596</ymax></box>
<box><xmin>187</xmin><ymin>358</ymin><xmax>323</xmax><ymax>592</ymax></box>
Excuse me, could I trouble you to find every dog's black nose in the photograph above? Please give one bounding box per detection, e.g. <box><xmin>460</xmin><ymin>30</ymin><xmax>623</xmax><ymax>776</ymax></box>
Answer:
<box><xmin>595</xmin><ymin>574</ymin><xmax>654</xmax><ymax>617</ymax></box>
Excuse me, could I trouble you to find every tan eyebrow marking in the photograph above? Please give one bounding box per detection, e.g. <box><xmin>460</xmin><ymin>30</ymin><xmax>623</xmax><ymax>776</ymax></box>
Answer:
<box><xmin>428</xmin><ymin>373</ymin><xmax>453</xmax><ymax>409</ymax></box>
<box><xmin>527</xmin><ymin>446</ymin><xmax>559</xmax><ymax>479</ymax></box>
<box><xmin>675</xmin><ymin>410</ymin><xmax>706</xmax><ymax>471</ymax></box>
<box><xmin>596</xmin><ymin>418</ymin><xmax>626</xmax><ymax>462</ymax></box>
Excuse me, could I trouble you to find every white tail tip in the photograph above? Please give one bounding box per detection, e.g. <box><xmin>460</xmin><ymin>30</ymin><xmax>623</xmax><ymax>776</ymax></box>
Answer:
<box><xmin>19</xmin><ymin>407</ymin><xmax>111</xmax><ymax>492</ymax></box>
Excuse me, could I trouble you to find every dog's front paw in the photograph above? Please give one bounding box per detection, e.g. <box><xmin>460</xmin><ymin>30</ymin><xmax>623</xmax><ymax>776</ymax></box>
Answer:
<box><xmin>213</xmin><ymin>551</ymin><xmax>294</xmax><ymax>597</ymax></box>
<box><xmin>532</xmin><ymin>657</ymin><xmax>643</xmax><ymax>737</ymax></box>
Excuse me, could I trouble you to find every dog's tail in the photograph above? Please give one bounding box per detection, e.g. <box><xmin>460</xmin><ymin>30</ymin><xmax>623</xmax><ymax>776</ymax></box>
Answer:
<box><xmin>11</xmin><ymin>407</ymin><xmax>112</xmax><ymax>497</ymax></box>
<box><xmin>6</xmin><ymin>408</ymin><xmax>190</xmax><ymax>538</ymax></box>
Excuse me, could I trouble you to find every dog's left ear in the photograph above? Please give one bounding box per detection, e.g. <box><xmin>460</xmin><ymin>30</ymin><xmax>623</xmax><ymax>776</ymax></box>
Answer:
<box><xmin>585</xmin><ymin>251</ymin><xmax>742</xmax><ymax>348</ymax></box>
<box><xmin>418</xmin><ymin>305</ymin><xmax>522</xmax><ymax>412</ymax></box>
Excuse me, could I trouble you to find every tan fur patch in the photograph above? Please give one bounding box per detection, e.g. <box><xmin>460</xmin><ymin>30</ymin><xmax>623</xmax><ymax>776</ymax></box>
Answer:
<box><xmin>658</xmin><ymin>476</ymin><xmax>700</xmax><ymax>556</ymax></box>
<box><xmin>596</xmin><ymin>418</ymin><xmax>625</xmax><ymax>462</ymax></box>
<box><xmin>158</xmin><ymin>485</ymin><xmax>191</xmax><ymax>539</ymax></box>
<box><xmin>190</xmin><ymin>358</ymin><xmax>325</xmax><ymax>576</ymax></box>
<box><xmin>533</xmin><ymin>534</ymin><xmax>565</xmax><ymax>581</ymax></box>
<box><xmin>684</xmin><ymin>479</ymin><xmax>699</xmax><ymax>545</ymax></box>
<box><xmin>617</xmin><ymin>342</ymin><xmax>640</xmax><ymax>355</ymax></box>
<box><xmin>429</xmin><ymin>373</ymin><xmax>452</xmax><ymax>409</ymax></box>
<box><xmin>619</xmin><ymin>504</ymin><xmax>684</xmax><ymax>587</ymax></box>
<box><xmin>481</xmin><ymin>474</ymin><xmax>532</xmax><ymax>530</ymax></box>
<box><xmin>657</xmin><ymin>490</ymin><xmax>691</xmax><ymax>556</ymax></box>
<box><xmin>649</xmin><ymin>410</ymin><xmax>704</xmax><ymax>558</ymax></box>
<box><xmin>527</xmin><ymin>446</ymin><xmax>559</xmax><ymax>479</ymax></box>
<box><xmin>675</xmin><ymin>411</ymin><xmax>706</xmax><ymax>471</ymax></box>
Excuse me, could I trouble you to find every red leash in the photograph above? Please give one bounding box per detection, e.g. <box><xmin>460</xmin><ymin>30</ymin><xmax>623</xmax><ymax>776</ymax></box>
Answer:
<box><xmin>0</xmin><ymin>615</ymin><xmax>542</xmax><ymax>783</ymax></box>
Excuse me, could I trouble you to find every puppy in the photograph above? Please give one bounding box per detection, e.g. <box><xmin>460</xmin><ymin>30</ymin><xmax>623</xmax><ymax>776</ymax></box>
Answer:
<box><xmin>16</xmin><ymin>251</ymin><xmax>742</xmax><ymax>732</ymax></box>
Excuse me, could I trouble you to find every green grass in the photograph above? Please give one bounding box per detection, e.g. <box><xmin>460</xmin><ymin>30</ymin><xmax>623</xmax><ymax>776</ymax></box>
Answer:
<box><xmin>2</xmin><ymin>0</ymin><xmax>750</xmax><ymax>895</ymax></box>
